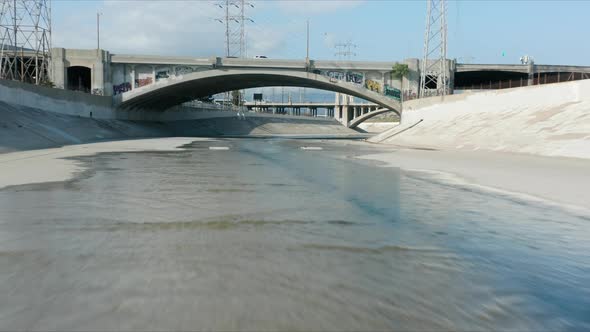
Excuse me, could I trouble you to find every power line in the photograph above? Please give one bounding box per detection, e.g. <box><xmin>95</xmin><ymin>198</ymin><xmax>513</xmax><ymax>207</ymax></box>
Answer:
<box><xmin>334</xmin><ymin>40</ymin><xmax>357</xmax><ymax>60</ymax></box>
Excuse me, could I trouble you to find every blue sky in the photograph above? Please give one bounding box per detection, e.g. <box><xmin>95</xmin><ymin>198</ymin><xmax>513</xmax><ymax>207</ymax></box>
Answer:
<box><xmin>53</xmin><ymin>0</ymin><xmax>590</xmax><ymax>65</ymax></box>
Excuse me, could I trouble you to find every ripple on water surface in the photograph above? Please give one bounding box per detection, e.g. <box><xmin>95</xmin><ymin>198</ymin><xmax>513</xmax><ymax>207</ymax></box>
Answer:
<box><xmin>0</xmin><ymin>139</ymin><xmax>588</xmax><ymax>331</ymax></box>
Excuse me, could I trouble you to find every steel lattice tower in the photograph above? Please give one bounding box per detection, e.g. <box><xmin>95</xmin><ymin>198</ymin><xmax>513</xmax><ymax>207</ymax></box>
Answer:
<box><xmin>334</xmin><ymin>40</ymin><xmax>357</xmax><ymax>60</ymax></box>
<box><xmin>217</xmin><ymin>0</ymin><xmax>252</xmax><ymax>58</ymax></box>
<box><xmin>216</xmin><ymin>0</ymin><xmax>253</xmax><ymax>107</ymax></box>
<box><xmin>0</xmin><ymin>0</ymin><xmax>51</xmax><ymax>84</ymax></box>
<box><xmin>420</xmin><ymin>0</ymin><xmax>448</xmax><ymax>98</ymax></box>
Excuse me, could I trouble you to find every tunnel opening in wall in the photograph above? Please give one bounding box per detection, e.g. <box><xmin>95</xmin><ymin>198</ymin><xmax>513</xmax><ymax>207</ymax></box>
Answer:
<box><xmin>454</xmin><ymin>70</ymin><xmax>528</xmax><ymax>91</ymax></box>
<box><xmin>67</xmin><ymin>66</ymin><xmax>91</xmax><ymax>93</ymax></box>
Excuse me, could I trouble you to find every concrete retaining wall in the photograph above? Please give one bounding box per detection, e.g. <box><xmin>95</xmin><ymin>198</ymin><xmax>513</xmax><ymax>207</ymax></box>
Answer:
<box><xmin>0</xmin><ymin>81</ymin><xmax>362</xmax><ymax>153</ymax></box>
<box><xmin>402</xmin><ymin>92</ymin><xmax>475</xmax><ymax>112</ymax></box>
<box><xmin>0</xmin><ymin>79</ymin><xmax>116</xmax><ymax>119</ymax></box>
<box><xmin>372</xmin><ymin>80</ymin><xmax>590</xmax><ymax>159</ymax></box>
<box><xmin>0</xmin><ymin>79</ymin><xmax>347</xmax><ymax>123</ymax></box>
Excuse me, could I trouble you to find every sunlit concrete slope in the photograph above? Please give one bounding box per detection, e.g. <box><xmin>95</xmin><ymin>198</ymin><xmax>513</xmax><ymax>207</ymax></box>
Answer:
<box><xmin>370</xmin><ymin>80</ymin><xmax>590</xmax><ymax>159</ymax></box>
<box><xmin>0</xmin><ymin>101</ymin><xmax>362</xmax><ymax>153</ymax></box>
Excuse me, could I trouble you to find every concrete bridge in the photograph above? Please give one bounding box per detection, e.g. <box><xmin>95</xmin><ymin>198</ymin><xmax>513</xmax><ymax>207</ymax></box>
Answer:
<box><xmin>51</xmin><ymin>48</ymin><xmax>406</xmax><ymax>126</ymax></box>
<box><xmin>114</xmin><ymin>68</ymin><xmax>401</xmax><ymax>121</ymax></box>
<box><xmin>242</xmin><ymin>101</ymin><xmax>384</xmax><ymax>128</ymax></box>
<box><xmin>48</xmin><ymin>48</ymin><xmax>590</xmax><ymax>127</ymax></box>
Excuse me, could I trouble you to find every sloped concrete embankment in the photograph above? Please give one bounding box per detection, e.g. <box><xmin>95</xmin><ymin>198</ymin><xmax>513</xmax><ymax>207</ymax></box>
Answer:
<box><xmin>0</xmin><ymin>79</ymin><xmax>361</xmax><ymax>153</ymax></box>
<box><xmin>0</xmin><ymin>101</ymin><xmax>359</xmax><ymax>153</ymax></box>
<box><xmin>369</xmin><ymin>80</ymin><xmax>590</xmax><ymax>159</ymax></box>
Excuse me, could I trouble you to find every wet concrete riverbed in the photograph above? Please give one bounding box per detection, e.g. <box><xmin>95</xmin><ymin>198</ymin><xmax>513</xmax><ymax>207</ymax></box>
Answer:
<box><xmin>0</xmin><ymin>139</ymin><xmax>589</xmax><ymax>331</ymax></box>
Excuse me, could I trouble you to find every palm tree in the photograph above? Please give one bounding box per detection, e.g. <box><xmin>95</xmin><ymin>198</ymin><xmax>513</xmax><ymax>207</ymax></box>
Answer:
<box><xmin>391</xmin><ymin>63</ymin><xmax>409</xmax><ymax>104</ymax></box>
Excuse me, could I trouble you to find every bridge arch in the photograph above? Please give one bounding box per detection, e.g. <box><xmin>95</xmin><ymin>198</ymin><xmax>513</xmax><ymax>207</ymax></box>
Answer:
<box><xmin>347</xmin><ymin>108</ymin><xmax>397</xmax><ymax>129</ymax></box>
<box><xmin>114</xmin><ymin>69</ymin><xmax>401</xmax><ymax>116</ymax></box>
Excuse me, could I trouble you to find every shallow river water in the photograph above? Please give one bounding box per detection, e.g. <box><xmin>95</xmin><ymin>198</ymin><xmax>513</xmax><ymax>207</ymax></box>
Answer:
<box><xmin>0</xmin><ymin>139</ymin><xmax>589</xmax><ymax>331</ymax></box>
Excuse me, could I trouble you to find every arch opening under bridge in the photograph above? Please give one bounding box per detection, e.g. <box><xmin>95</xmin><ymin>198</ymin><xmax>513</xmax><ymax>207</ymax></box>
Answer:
<box><xmin>114</xmin><ymin>69</ymin><xmax>401</xmax><ymax>119</ymax></box>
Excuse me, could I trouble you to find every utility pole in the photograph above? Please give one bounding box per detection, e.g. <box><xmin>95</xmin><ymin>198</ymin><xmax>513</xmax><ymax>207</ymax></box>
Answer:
<box><xmin>304</xmin><ymin>19</ymin><xmax>309</xmax><ymax>105</ymax></box>
<box><xmin>306</xmin><ymin>20</ymin><xmax>309</xmax><ymax>63</ymax></box>
<box><xmin>97</xmin><ymin>11</ymin><xmax>102</xmax><ymax>53</ymax></box>
<box><xmin>420</xmin><ymin>0</ymin><xmax>449</xmax><ymax>98</ymax></box>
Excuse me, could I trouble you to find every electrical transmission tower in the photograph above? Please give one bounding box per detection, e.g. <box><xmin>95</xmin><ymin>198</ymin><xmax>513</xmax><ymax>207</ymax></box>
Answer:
<box><xmin>334</xmin><ymin>40</ymin><xmax>357</xmax><ymax>60</ymax></box>
<box><xmin>0</xmin><ymin>0</ymin><xmax>51</xmax><ymax>84</ymax></box>
<box><xmin>216</xmin><ymin>0</ymin><xmax>253</xmax><ymax>58</ymax></box>
<box><xmin>420</xmin><ymin>0</ymin><xmax>448</xmax><ymax>98</ymax></box>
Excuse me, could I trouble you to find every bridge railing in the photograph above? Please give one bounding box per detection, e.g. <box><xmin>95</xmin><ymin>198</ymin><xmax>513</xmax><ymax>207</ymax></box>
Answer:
<box><xmin>181</xmin><ymin>101</ymin><xmax>247</xmax><ymax>113</ymax></box>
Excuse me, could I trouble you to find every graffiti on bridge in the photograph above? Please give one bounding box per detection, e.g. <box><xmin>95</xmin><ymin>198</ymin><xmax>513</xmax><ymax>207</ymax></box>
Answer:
<box><xmin>136</xmin><ymin>77</ymin><xmax>153</xmax><ymax>88</ymax></box>
<box><xmin>156</xmin><ymin>71</ymin><xmax>169</xmax><ymax>80</ymax></box>
<box><xmin>384</xmin><ymin>85</ymin><xmax>400</xmax><ymax>100</ymax></box>
<box><xmin>91</xmin><ymin>88</ymin><xmax>104</xmax><ymax>96</ymax></box>
<box><xmin>154</xmin><ymin>66</ymin><xmax>198</xmax><ymax>81</ymax></box>
<box><xmin>403</xmin><ymin>89</ymin><xmax>418</xmax><ymax>101</ymax></box>
<box><xmin>346</xmin><ymin>72</ymin><xmax>363</xmax><ymax>85</ymax></box>
<box><xmin>175</xmin><ymin>66</ymin><xmax>197</xmax><ymax>76</ymax></box>
<box><xmin>365</xmin><ymin>79</ymin><xmax>381</xmax><ymax>93</ymax></box>
<box><xmin>325</xmin><ymin>71</ymin><xmax>364</xmax><ymax>85</ymax></box>
<box><xmin>113</xmin><ymin>82</ymin><xmax>131</xmax><ymax>95</ymax></box>
<box><xmin>113</xmin><ymin>78</ymin><xmax>153</xmax><ymax>95</ymax></box>
<box><xmin>326</xmin><ymin>71</ymin><xmax>345</xmax><ymax>81</ymax></box>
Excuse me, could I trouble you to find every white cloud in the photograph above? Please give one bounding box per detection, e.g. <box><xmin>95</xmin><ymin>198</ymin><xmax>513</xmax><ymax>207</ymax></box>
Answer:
<box><xmin>55</xmin><ymin>1</ymin><xmax>227</xmax><ymax>56</ymax></box>
<box><xmin>246</xmin><ymin>28</ymin><xmax>286</xmax><ymax>57</ymax></box>
<box><xmin>52</xmin><ymin>0</ymin><xmax>361</xmax><ymax>58</ymax></box>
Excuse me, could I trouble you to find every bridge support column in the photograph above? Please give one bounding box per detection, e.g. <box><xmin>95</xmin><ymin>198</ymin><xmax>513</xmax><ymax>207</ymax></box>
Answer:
<box><xmin>527</xmin><ymin>62</ymin><xmax>535</xmax><ymax>86</ymax></box>
<box><xmin>342</xmin><ymin>105</ymin><xmax>350</xmax><ymax>125</ymax></box>
<box><xmin>130</xmin><ymin>65</ymin><xmax>136</xmax><ymax>90</ymax></box>
<box><xmin>51</xmin><ymin>48</ymin><xmax>66</xmax><ymax>89</ymax></box>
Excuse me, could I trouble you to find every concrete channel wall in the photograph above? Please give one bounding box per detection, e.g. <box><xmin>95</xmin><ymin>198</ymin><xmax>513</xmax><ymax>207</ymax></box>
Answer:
<box><xmin>0</xmin><ymin>79</ymin><xmax>116</xmax><ymax>119</ymax></box>
<box><xmin>0</xmin><ymin>79</ymin><xmax>347</xmax><ymax>122</ymax></box>
<box><xmin>371</xmin><ymin>79</ymin><xmax>590</xmax><ymax>159</ymax></box>
<box><xmin>0</xmin><ymin>80</ymin><xmax>363</xmax><ymax>153</ymax></box>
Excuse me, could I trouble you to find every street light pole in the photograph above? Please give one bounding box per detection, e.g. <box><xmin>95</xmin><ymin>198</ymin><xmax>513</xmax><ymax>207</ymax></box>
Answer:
<box><xmin>306</xmin><ymin>19</ymin><xmax>309</xmax><ymax>62</ymax></box>
<box><xmin>97</xmin><ymin>11</ymin><xmax>102</xmax><ymax>52</ymax></box>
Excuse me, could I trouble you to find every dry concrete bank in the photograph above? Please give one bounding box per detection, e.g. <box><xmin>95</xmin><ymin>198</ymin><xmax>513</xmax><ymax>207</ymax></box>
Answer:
<box><xmin>0</xmin><ymin>80</ymin><xmax>362</xmax><ymax>153</ymax></box>
<box><xmin>360</xmin><ymin>80</ymin><xmax>590</xmax><ymax>213</ymax></box>
<box><xmin>370</xmin><ymin>79</ymin><xmax>590</xmax><ymax>159</ymax></box>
